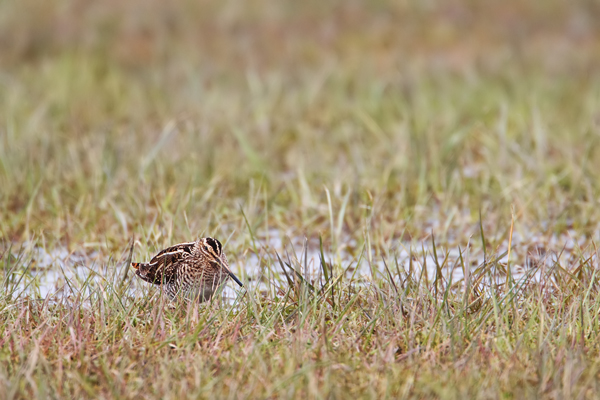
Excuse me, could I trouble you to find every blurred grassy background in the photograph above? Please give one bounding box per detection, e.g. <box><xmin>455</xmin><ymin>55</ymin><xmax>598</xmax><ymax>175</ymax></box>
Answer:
<box><xmin>2</xmin><ymin>0</ymin><xmax>600</xmax><ymax>251</ymax></box>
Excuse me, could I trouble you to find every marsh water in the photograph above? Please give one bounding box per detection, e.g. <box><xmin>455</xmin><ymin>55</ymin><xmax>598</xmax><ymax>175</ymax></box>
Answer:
<box><xmin>5</xmin><ymin>225</ymin><xmax>592</xmax><ymax>305</ymax></box>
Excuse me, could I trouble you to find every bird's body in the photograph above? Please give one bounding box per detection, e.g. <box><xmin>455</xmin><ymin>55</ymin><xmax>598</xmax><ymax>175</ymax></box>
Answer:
<box><xmin>131</xmin><ymin>237</ymin><xmax>243</xmax><ymax>302</ymax></box>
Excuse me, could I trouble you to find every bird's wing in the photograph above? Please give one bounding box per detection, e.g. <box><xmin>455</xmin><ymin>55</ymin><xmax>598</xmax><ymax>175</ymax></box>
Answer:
<box><xmin>140</xmin><ymin>242</ymin><xmax>196</xmax><ymax>284</ymax></box>
<box><xmin>150</xmin><ymin>242</ymin><xmax>196</xmax><ymax>263</ymax></box>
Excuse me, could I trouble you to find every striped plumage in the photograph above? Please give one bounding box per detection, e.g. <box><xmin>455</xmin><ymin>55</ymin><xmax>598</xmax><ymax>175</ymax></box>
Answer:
<box><xmin>131</xmin><ymin>237</ymin><xmax>243</xmax><ymax>302</ymax></box>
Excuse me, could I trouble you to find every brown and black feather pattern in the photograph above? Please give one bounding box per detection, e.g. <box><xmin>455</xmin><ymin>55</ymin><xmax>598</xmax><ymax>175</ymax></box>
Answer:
<box><xmin>131</xmin><ymin>238</ymin><xmax>242</xmax><ymax>302</ymax></box>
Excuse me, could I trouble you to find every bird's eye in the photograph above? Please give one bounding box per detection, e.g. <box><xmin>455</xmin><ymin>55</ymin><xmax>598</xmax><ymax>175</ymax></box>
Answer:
<box><xmin>203</xmin><ymin>246</ymin><xmax>209</xmax><ymax>252</ymax></box>
<box><xmin>205</xmin><ymin>237</ymin><xmax>221</xmax><ymax>254</ymax></box>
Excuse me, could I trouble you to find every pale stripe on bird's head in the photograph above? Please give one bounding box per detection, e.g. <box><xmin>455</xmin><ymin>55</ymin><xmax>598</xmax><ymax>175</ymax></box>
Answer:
<box><xmin>199</xmin><ymin>237</ymin><xmax>243</xmax><ymax>287</ymax></box>
<box><xmin>200</xmin><ymin>237</ymin><xmax>222</xmax><ymax>257</ymax></box>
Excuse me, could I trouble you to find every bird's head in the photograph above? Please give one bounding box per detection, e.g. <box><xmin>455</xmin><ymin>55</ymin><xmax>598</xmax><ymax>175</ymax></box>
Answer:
<box><xmin>199</xmin><ymin>237</ymin><xmax>243</xmax><ymax>287</ymax></box>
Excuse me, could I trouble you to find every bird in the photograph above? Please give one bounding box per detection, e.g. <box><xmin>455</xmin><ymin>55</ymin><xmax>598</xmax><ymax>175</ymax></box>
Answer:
<box><xmin>131</xmin><ymin>237</ymin><xmax>243</xmax><ymax>302</ymax></box>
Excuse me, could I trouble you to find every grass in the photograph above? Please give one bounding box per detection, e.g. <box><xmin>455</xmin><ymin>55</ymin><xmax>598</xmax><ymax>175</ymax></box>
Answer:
<box><xmin>2</xmin><ymin>0</ymin><xmax>600</xmax><ymax>398</ymax></box>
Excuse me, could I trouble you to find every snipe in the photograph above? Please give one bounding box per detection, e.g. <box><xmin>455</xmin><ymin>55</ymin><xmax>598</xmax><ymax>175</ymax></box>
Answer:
<box><xmin>131</xmin><ymin>237</ymin><xmax>243</xmax><ymax>302</ymax></box>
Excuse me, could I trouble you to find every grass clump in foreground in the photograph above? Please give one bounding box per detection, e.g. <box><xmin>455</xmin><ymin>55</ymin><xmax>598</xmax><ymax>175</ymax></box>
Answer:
<box><xmin>2</xmin><ymin>0</ymin><xmax>600</xmax><ymax>398</ymax></box>
<box><xmin>2</xmin><ymin>239</ymin><xmax>600</xmax><ymax>399</ymax></box>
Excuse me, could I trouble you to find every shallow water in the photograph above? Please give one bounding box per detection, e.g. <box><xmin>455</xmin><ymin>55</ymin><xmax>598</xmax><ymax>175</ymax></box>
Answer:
<box><xmin>6</xmin><ymin>227</ymin><xmax>595</xmax><ymax>305</ymax></box>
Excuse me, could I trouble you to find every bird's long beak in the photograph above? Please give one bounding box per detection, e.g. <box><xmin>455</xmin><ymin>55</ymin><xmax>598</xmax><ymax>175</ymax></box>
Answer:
<box><xmin>227</xmin><ymin>270</ymin><xmax>244</xmax><ymax>287</ymax></box>
<box><xmin>215</xmin><ymin>258</ymin><xmax>243</xmax><ymax>287</ymax></box>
